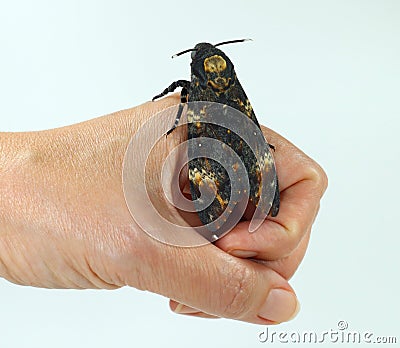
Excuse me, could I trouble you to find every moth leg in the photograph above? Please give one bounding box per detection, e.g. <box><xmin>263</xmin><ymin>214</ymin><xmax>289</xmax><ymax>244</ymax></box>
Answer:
<box><xmin>179</xmin><ymin>86</ymin><xmax>189</xmax><ymax>103</ymax></box>
<box><xmin>152</xmin><ymin>80</ymin><xmax>190</xmax><ymax>101</ymax></box>
<box><xmin>166</xmin><ymin>103</ymin><xmax>184</xmax><ymax>135</ymax></box>
<box><xmin>165</xmin><ymin>86</ymin><xmax>189</xmax><ymax>135</ymax></box>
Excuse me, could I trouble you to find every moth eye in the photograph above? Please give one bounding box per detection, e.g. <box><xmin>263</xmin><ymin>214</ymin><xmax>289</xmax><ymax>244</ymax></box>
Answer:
<box><xmin>191</xmin><ymin>50</ymin><xmax>197</xmax><ymax>59</ymax></box>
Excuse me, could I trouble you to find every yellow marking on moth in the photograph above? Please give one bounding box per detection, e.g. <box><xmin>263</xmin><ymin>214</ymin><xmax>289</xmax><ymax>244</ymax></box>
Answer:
<box><xmin>208</xmin><ymin>77</ymin><xmax>231</xmax><ymax>91</ymax></box>
<box><xmin>204</xmin><ymin>158</ymin><xmax>211</xmax><ymax>170</ymax></box>
<box><xmin>204</xmin><ymin>55</ymin><xmax>227</xmax><ymax>73</ymax></box>
<box><xmin>256</xmin><ymin>172</ymin><xmax>262</xmax><ymax>199</ymax></box>
<box><xmin>233</xmin><ymin>98</ymin><xmax>253</xmax><ymax>117</ymax></box>
<box><xmin>194</xmin><ymin>171</ymin><xmax>203</xmax><ymax>186</ymax></box>
<box><xmin>244</xmin><ymin>99</ymin><xmax>253</xmax><ymax>116</ymax></box>
<box><xmin>200</xmin><ymin>106</ymin><xmax>207</xmax><ymax>115</ymax></box>
<box><xmin>187</xmin><ymin>109</ymin><xmax>194</xmax><ymax>122</ymax></box>
<box><xmin>190</xmin><ymin>166</ymin><xmax>229</xmax><ymax>209</ymax></box>
<box><xmin>227</xmin><ymin>129</ymin><xmax>231</xmax><ymax>134</ymax></box>
<box><xmin>215</xmin><ymin>192</ymin><xmax>227</xmax><ymax>208</ymax></box>
<box><xmin>196</xmin><ymin>122</ymin><xmax>201</xmax><ymax>128</ymax></box>
<box><xmin>232</xmin><ymin>162</ymin><xmax>239</xmax><ymax>172</ymax></box>
<box><xmin>201</xmin><ymin>177</ymin><xmax>227</xmax><ymax>209</ymax></box>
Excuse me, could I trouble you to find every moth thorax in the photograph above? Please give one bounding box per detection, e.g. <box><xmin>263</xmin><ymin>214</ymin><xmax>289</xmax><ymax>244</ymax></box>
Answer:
<box><xmin>204</xmin><ymin>55</ymin><xmax>227</xmax><ymax>73</ymax></box>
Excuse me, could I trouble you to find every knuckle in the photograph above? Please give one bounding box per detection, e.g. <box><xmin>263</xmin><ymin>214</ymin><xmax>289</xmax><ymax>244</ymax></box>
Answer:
<box><xmin>305</xmin><ymin>160</ymin><xmax>329</xmax><ymax>196</ymax></box>
<box><xmin>220</xmin><ymin>262</ymin><xmax>256</xmax><ymax>318</ymax></box>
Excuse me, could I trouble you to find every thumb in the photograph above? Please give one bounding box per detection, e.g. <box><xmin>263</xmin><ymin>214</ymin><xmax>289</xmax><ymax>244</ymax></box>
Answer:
<box><xmin>126</xmin><ymin>239</ymin><xmax>299</xmax><ymax>325</ymax></box>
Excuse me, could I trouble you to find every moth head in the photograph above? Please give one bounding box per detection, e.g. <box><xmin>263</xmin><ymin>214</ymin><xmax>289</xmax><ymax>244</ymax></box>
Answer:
<box><xmin>191</xmin><ymin>43</ymin><xmax>233</xmax><ymax>92</ymax></box>
<box><xmin>172</xmin><ymin>39</ymin><xmax>251</xmax><ymax>91</ymax></box>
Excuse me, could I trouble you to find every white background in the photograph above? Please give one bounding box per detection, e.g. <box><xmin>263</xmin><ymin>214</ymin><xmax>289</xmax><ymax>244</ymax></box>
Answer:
<box><xmin>1</xmin><ymin>0</ymin><xmax>399</xmax><ymax>347</ymax></box>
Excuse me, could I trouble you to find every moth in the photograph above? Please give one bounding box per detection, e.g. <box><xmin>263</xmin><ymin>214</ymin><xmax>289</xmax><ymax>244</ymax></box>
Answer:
<box><xmin>153</xmin><ymin>39</ymin><xmax>279</xmax><ymax>238</ymax></box>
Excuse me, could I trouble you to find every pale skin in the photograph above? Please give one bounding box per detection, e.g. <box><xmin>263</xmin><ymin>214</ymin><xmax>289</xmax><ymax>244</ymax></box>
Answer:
<box><xmin>0</xmin><ymin>94</ymin><xmax>327</xmax><ymax>324</ymax></box>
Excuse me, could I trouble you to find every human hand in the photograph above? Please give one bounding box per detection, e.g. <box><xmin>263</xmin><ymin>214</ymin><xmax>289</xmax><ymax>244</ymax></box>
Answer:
<box><xmin>170</xmin><ymin>124</ymin><xmax>327</xmax><ymax>319</ymax></box>
<box><xmin>0</xmin><ymin>94</ymin><xmax>327</xmax><ymax>324</ymax></box>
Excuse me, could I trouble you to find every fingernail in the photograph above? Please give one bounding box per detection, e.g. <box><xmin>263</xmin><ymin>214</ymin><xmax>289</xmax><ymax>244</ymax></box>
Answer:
<box><xmin>229</xmin><ymin>250</ymin><xmax>258</xmax><ymax>258</ymax></box>
<box><xmin>174</xmin><ymin>303</ymin><xmax>201</xmax><ymax>314</ymax></box>
<box><xmin>258</xmin><ymin>289</ymin><xmax>300</xmax><ymax>323</ymax></box>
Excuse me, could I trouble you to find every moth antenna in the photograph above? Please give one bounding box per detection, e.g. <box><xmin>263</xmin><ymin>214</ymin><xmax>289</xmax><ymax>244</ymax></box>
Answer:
<box><xmin>172</xmin><ymin>48</ymin><xmax>197</xmax><ymax>59</ymax></box>
<box><xmin>214</xmin><ymin>38</ymin><xmax>252</xmax><ymax>47</ymax></box>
